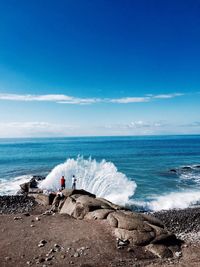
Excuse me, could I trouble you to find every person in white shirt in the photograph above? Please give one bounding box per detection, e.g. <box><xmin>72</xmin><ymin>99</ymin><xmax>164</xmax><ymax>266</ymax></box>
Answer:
<box><xmin>72</xmin><ymin>175</ymin><xmax>77</xmax><ymax>190</ymax></box>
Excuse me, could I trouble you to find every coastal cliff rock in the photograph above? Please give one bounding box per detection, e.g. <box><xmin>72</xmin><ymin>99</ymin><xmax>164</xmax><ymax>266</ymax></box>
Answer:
<box><xmin>25</xmin><ymin>182</ymin><xmax>182</xmax><ymax>259</ymax></box>
<box><xmin>43</xmin><ymin>189</ymin><xmax>181</xmax><ymax>258</ymax></box>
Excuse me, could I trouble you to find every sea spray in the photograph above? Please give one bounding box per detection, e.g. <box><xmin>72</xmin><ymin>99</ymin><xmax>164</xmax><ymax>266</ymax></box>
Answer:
<box><xmin>129</xmin><ymin>191</ymin><xmax>200</xmax><ymax>211</ymax></box>
<box><xmin>0</xmin><ymin>175</ymin><xmax>32</xmax><ymax>195</ymax></box>
<box><xmin>146</xmin><ymin>191</ymin><xmax>200</xmax><ymax>211</ymax></box>
<box><xmin>39</xmin><ymin>156</ymin><xmax>137</xmax><ymax>205</ymax></box>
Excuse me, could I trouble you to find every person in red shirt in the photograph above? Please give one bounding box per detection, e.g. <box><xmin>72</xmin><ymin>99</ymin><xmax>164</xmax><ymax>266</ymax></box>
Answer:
<box><xmin>60</xmin><ymin>176</ymin><xmax>66</xmax><ymax>190</ymax></box>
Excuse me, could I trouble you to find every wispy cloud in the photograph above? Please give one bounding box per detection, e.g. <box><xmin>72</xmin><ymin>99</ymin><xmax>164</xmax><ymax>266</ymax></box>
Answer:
<box><xmin>104</xmin><ymin>120</ymin><xmax>166</xmax><ymax>130</ymax></box>
<box><xmin>0</xmin><ymin>92</ymin><xmax>184</xmax><ymax>105</ymax></box>
<box><xmin>109</xmin><ymin>97</ymin><xmax>150</xmax><ymax>103</ymax></box>
<box><xmin>0</xmin><ymin>121</ymin><xmax>78</xmax><ymax>137</ymax></box>
<box><xmin>152</xmin><ymin>93</ymin><xmax>184</xmax><ymax>99</ymax></box>
<box><xmin>181</xmin><ymin>121</ymin><xmax>200</xmax><ymax>127</ymax></box>
<box><xmin>0</xmin><ymin>93</ymin><xmax>99</xmax><ymax>105</ymax></box>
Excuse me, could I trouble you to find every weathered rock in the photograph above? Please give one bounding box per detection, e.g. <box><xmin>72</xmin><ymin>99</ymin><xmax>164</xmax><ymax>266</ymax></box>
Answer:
<box><xmin>72</xmin><ymin>203</ymin><xmax>89</xmax><ymax>219</ymax></box>
<box><xmin>20</xmin><ymin>182</ymin><xmax>30</xmax><ymax>193</ymax></box>
<box><xmin>97</xmin><ymin>197</ymin><xmax>124</xmax><ymax>210</ymax></box>
<box><xmin>60</xmin><ymin>197</ymin><xmax>76</xmax><ymax>215</ymax></box>
<box><xmin>141</xmin><ymin>214</ymin><xmax>164</xmax><ymax>228</ymax></box>
<box><xmin>84</xmin><ymin>209</ymin><xmax>113</xmax><ymax>220</ymax></box>
<box><xmin>114</xmin><ymin>228</ymin><xmax>155</xmax><ymax>246</ymax></box>
<box><xmin>62</xmin><ymin>189</ymin><xmax>95</xmax><ymax>199</ymax></box>
<box><xmin>146</xmin><ymin>244</ymin><xmax>173</xmax><ymax>258</ymax></box>
<box><xmin>107</xmin><ymin>213</ymin><xmax>118</xmax><ymax>227</ymax></box>
<box><xmin>107</xmin><ymin>211</ymin><xmax>153</xmax><ymax>231</ymax></box>
<box><xmin>76</xmin><ymin>195</ymin><xmax>112</xmax><ymax>210</ymax></box>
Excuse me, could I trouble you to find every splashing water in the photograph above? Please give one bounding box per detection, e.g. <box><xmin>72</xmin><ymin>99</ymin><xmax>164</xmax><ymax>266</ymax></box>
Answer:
<box><xmin>130</xmin><ymin>191</ymin><xmax>200</xmax><ymax>211</ymax></box>
<box><xmin>39</xmin><ymin>156</ymin><xmax>137</xmax><ymax>205</ymax></box>
<box><xmin>0</xmin><ymin>175</ymin><xmax>32</xmax><ymax>195</ymax></box>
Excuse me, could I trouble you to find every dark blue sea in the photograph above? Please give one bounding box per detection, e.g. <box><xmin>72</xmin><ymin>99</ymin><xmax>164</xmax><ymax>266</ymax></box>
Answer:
<box><xmin>1</xmin><ymin>135</ymin><xmax>200</xmax><ymax>211</ymax></box>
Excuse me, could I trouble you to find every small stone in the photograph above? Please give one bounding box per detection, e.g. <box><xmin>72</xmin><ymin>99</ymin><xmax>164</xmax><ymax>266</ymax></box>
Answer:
<box><xmin>35</xmin><ymin>217</ymin><xmax>40</xmax><ymax>221</ymax></box>
<box><xmin>175</xmin><ymin>251</ymin><xmax>182</xmax><ymax>258</ymax></box>
<box><xmin>5</xmin><ymin>256</ymin><xmax>11</xmax><ymax>261</ymax></box>
<box><xmin>73</xmin><ymin>252</ymin><xmax>80</xmax><ymax>258</ymax></box>
<box><xmin>127</xmin><ymin>247</ymin><xmax>134</xmax><ymax>252</ymax></box>
<box><xmin>30</xmin><ymin>224</ymin><xmax>35</xmax><ymax>227</ymax></box>
<box><xmin>14</xmin><ymin>216</ymin><xmax>22</xmax><ymax>220</ymax></box>
<box><xmin>45</xmin><ymin>255</ymin><xmax>54</xmax><ymax>261</ymax></box>
<box><xmin>26</xmin><ymin>261</ymin><xmax>31</xmax><ymax>265</ymax></box>
<box><xmin>48</xmin><ymin>248</ymin><xmax>56</xmax><ymax>254</ymax></box>
<box><xmin>36</xmin><ymin>258</ymin><xmax>45</xmax><ymax>264</ymax></box>
<box><xmin>69</xmin><ymin>261</ymin><xmax>74</xmax><ymax>264</ymax></box>
<box><xmin>61</xmin><ymin>255</ymin><xmax>65</xmax><ymax>259</ymax></box>
<box><xmin>38</xmin><ymin>243</ymin><xmax>45</xmax><ymax>247</ymax></box>
<box><xmin>40</xmin><ymin>240</ymin><xmax>47</xmax><ymax>244</ymax></box>
<box><xmin>23</xmin><ymin>212</ymin><xmax>30</xmax><ymax>216</ymax></box>
<box><xmin>54</xmin><ymin>244</ymin><xmax>60</xmax><ymax>248</ymax></box>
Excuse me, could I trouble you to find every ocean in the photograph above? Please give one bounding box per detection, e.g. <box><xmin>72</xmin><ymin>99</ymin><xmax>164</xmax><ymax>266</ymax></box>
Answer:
<box><xmin>0</xmin><ymin>135</ymin><xmax>200</xmax><ymax>211</ymax></box>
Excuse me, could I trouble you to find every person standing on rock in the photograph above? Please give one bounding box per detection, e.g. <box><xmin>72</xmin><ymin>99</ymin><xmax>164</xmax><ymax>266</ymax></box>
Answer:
<box><xmin>72</xmin><ymin>175</ymin><xmax>77</xmax><ymax>190</ymax></box>
<box><xmin>60</xmin><ymin>176</ymin><xmax>66</xmax><ymax>190</ymax></box>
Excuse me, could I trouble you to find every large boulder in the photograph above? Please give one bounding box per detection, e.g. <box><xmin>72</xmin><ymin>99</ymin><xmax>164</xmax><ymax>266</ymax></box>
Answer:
<box><xmin>59</xmin><ymin>197</ymin><xmax>76</xmax><ymax>215</ymax></box>
<box><xmin>76</xmin><ymin>195</ymin><xmax>113</xmax><ymax>211</ymax></box>
<box><xmin>114</xmin><ymin>228</ymin><xmax>155</xmax><ymax>246</ymax></box>
<box><xmin>84</xmin><ymin>209</ymin><xmax>113</xmax><ymax>220</ymax></box>
<box><xmin>107</xmin><ymin>211</ymin><xmax>153</xmax><ymax>231</ymax></box>
<box><xmin>62</xmin><ymin>189</ymin><xmax>95</xmax><ymax>198</ymax></box>
<box><xmin>146</xmin><ymin>244</ymin><xmax>173</xmax><ymax>258</ymax></box>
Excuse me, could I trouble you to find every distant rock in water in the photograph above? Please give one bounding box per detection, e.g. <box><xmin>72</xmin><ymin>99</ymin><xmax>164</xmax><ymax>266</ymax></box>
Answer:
<box><xmin>194</xmin><ymin>165</ymin><xmax>200</xmax><ymax>168</ymax></box>
<box><xmin>19</xmin><ymin>176</ymin><xmax>45</xmax><ymax>194</ymax></box>
<box><xmin>181</xmin><ymin>166</ymin><xmax>192</xmax><ymax>171</ymax></box>
<box><xmin>169</xmin><ymin>169</ymin><xmax>177</xmax><ymax>173</ymax></box>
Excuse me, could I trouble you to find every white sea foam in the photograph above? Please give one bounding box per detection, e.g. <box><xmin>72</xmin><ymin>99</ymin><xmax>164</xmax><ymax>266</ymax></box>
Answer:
<box><xmin>0</xmin><ymin>175</ymin><xmax>32</xmax><ymax>195</ymax></box>
<box><xmin>144</xmin><ymin>191</ymin><xmax>200</xmax><ymax>211</ymax></box>
<box><xmin>39</xmin><ymin>156</ymin><xmax>137</xmax><ymax>205</ymax></box>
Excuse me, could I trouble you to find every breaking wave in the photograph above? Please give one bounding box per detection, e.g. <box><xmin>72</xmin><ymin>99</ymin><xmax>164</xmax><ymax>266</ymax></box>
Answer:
<box><xmin>40</xmin><ymin>156</ymin><xmax>137</xmax><ymax>205</ymax></box>
<box><xmin>131</xmin><ymin>191</ymin><xmax>200</xmax><ymax>211</ymax></box>
<box><xmin>0</xmin><ymin>175</ymin><xmax>32</xmax><ymax>195</ymax></box>
<box><xmin>148</xmin><ymin>191</ymin><xmax>200</xmax><ymax>211</ymax></box>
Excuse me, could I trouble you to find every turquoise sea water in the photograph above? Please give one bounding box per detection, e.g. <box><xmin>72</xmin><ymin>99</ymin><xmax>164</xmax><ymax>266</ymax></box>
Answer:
<box><xmin>0</xmin><ymin>135</ymin><xmax>200</xmax><ymax>211</ymax></box>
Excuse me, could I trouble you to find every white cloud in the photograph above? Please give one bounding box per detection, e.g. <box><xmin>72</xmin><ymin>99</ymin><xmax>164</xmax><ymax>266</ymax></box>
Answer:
<box><xmin>0</xmin><ymin>92</ymin><xmax>184</xmax><ymax>105</ymax></box>
<box><xmin>104</xmin><ymin>120</ymin><xmax>166</xmax><ymax>130</ymax></box>
<box><xmin>0</xmin><ymin>121</ymin><xmax>78</xmax><ymax>137</ymax></box>
<box><xmin>152</xmin><ymin>93</ymin><xmax>184</xmax><ymax>99</ymax></box>
<box><xmin>109</xmin><ymin>97</ymin><xmax>150</xmax><ymax>103</ymax></box>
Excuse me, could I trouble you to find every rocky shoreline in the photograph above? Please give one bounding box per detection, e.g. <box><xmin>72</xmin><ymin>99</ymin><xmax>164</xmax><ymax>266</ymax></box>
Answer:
<box><xmin>0</xmin><ymin>195</ymin><xmax>37</xmax><ymax>214</ymax></box>
<box><xmin>1</xmin><ymin>194</ymin><xmax>200</xmax><ymax>240</ymax></box>
<box><xmin>1</xmin><ymin>193</ymin><xmax>200</xmax><ymax>266</ymax></box>
<box><xmin>153</xmin><ymin>207</ymin><xmax>200</xmax><ymax>243</ymax></box>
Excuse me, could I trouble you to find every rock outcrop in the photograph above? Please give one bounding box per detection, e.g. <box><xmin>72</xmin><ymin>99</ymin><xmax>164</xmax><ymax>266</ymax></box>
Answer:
<box><xmin>44</xmin><ymin>189</ymin><xmax>182</xmax><ymax>258</ymax></box>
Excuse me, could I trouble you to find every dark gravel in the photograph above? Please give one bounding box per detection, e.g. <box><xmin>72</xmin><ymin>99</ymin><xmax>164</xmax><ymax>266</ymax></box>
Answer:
<box><xmin>153</xmin><ymin>207</ymin><xmax>200</xmax><ymax>234</ymax></box>
<box><xmin>0</xmin><ymin>195</ymin><xmax>37</xmax><ymax>214</ymax></box>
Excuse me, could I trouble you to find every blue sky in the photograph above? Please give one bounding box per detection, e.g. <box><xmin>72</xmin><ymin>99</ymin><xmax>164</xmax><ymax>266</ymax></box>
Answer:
<box><xmin>0</xmin><ymin>0</ymin><xmax>200</xmax><ymax>137</ymax></box>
